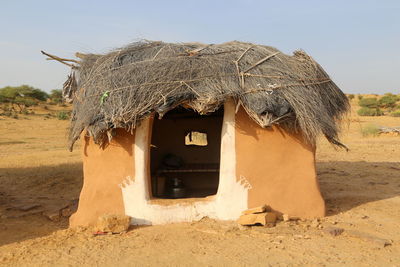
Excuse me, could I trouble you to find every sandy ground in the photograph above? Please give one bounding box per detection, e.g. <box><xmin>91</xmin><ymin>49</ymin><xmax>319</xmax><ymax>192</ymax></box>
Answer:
<box><xmin>0</xmin><ymin>104</ymin><xmax>399</xmax><ymax>266</ymax></box>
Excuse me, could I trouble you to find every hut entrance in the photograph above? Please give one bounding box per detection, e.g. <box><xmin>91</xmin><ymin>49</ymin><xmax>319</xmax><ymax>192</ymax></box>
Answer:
<box><xmin>150</xmin><ymin>106</ymin><xmax>224</xmax><ymax>199</ymax></box>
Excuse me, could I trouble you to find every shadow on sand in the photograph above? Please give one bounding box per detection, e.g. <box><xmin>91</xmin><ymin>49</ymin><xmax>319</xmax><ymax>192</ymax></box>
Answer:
<box><xmin>317</xmin><ymin>161</ymin><xmax>400</xmax><ymax>216</ymax></box>
<box><xmin>0</xmin><ymin>162</ymin><xmax>82</xmax><ymax>246</ymax></box>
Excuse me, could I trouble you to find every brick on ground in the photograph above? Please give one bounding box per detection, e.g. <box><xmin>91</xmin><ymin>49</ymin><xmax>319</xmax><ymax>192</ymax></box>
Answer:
<box><xmin>241</xmin><ymin>205</ymin><xmax>271</xmax><ymax>215</ymax></box>
<box><xmin>237</xmin><ymin>212</ymin><xmax>277</xmax><ymax>226</ymax></box>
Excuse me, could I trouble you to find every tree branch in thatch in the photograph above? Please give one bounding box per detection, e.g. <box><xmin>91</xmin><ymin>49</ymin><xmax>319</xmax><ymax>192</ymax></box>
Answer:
<box><xmin>243</xmin><ymin>51</ymin><xmax>280</xmax><ymax>73</ymax></box>
<box><xmin>40</xmin><ymin>50</ymin><xmax>79</xmax><ymax>68</ymax></box>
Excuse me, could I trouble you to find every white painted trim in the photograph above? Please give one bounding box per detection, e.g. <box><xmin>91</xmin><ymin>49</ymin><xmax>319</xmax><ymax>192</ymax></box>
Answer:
<box><xmin>214</xmin><ymin>99</ymin><xmax>249</xmax><ymax>220</ymax></box>
<box><xmin>134</xmin><ymin>118</ymin><xmax>151</xmax><ymax>200</ymax></box>
<box><xmin>120</xmin><ymin>100</ymin><xmax>250</xmax><ymax>225</ymax></box>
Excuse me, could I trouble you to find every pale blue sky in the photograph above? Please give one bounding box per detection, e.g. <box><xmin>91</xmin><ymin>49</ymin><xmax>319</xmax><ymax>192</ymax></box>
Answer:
<box><xmin>1</xmin><ymin>0</ymin><xmax>399</xmax><ymax>93</ymax></box>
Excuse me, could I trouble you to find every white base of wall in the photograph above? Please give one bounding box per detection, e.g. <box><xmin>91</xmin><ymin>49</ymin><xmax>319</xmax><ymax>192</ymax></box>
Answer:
<box><xmin>120</xmin><ymin>101</ymin><xmax>250</xmax><ymax>225</ymax></box>
<box><xmin>120</xmin><ymin>175</ymin><xmax>250</xmax><ymax>225</ymax></box>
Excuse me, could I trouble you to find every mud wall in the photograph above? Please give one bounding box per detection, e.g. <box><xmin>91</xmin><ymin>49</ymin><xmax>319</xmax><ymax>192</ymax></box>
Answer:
<box><xmin>70</xmin><ymin>129</ymin><xmax>135</xmax><ymax>227</ymax></box>
<box><xmin>235</xmin><ymin>108</ymin><xmax>325</xmax><ymax>218</ymax></box>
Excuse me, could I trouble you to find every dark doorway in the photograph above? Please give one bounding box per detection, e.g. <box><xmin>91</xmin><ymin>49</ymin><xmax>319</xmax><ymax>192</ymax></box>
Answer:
<box><xmin>150</xmin><ymin>106</ymin><xmax>224</xmax><ymax>199</ymax></box>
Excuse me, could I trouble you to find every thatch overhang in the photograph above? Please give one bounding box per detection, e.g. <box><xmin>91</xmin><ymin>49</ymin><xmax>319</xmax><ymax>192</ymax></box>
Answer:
<box><xmin>58</xmin><ymin>40</ymin><xmax>349</xmax><ymax>151</ymax></box>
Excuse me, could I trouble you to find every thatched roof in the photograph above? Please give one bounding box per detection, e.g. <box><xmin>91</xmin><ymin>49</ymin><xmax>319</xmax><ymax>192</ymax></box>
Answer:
<box><xmin>62</xmin><ymin>40</ymin><xmax>349</xmax><ymax>151</ymax></box>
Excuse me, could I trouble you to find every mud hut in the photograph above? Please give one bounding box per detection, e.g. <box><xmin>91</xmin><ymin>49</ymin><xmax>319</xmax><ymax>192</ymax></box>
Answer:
<box><xmin>47</xmin><ymin>41</ymin><xmax>349</xmax><ymax>226</ymax></box>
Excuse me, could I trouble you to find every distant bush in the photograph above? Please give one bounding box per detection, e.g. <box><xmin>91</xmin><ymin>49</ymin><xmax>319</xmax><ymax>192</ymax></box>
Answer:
<box><xmin>360</xmin><ymin>123</ymin><xmax>380</xmax><ymax>137</ymax></box>
<box><xmin>391</xmin><ymin>110</ymin><xmax>400</xmax><ymax>117</ymax></box>
<box><xmin>56</xmin><ymin>111</ymin><xmax>70</xmax><ymax>120</ymax></box>
<box><xmin>0</xmin><ymin>85</ymin><xmax>48</xmax><ymax>113</ymax></box>
<box><xmin>379</xmin><ymin>95</ymin><xmax>398</xmax><ymax>109</ymax></box>
<box><xmin>49</xmin><ymin>89</ymin><xmax>63</xmax><ymax>104</ymax></box>
<box><xmin>358</xmin><ymin>95</ymin><xmax>363</xmax><ymax>100</ymax></box>
<box><xmin>358</xmin><ymin>97</ymin><xmax>379</xmax><ymax>108</ymax></box>
<box><xmin>357</xmin><ymin>107</ymin><xmax>383</xmax><ymax>116</ymax></box>
<box><xmin>0</xmin><ymin>85</ymin><xmax>48</xmax><ymax>101</ymax></box>
<box><xmin>347</xmin><ymin>94</ymin><xmax>355</xmax><ymax>100</ymax></box>
<box><xmin>384</xmin><ymin>92</ymin><xmax>400</xmax><ymax>99</ymax></box>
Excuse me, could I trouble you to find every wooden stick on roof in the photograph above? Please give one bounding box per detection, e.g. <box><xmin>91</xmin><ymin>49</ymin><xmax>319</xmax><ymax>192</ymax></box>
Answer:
<box><xmin>41</xmin><ymin>50</ymin><xmax>79</xmax><ymax>68</ymax></box>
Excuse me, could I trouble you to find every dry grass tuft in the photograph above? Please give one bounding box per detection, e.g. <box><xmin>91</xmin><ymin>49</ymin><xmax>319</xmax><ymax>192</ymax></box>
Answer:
<box><xmin>360</xmin><ymin>123</ymin><xmax>380</xmax><ymax>137</ymax></box>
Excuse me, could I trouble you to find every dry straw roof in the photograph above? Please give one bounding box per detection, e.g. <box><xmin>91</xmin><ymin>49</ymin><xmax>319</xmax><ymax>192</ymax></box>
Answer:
<box><xmin>59</xmin><ymin>40</ymin><xmax>349</xmax><ymax>150</ymax></box>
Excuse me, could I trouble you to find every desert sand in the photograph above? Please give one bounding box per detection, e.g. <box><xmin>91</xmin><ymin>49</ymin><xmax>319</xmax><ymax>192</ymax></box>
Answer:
<box><xmin>0</xmin><ymin>102</ymin><xmax>399</xmax><ymax>266</ymax></box>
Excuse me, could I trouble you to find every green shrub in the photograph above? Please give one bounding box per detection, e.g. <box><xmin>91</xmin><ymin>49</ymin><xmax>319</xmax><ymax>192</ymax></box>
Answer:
<box><xmin>0</xmin><ymin>85</ymin><xmax>48</xmax><ymax>102</ymax></box>
<box><xmin>56</xmin><ymin>111</ymin><xmax>70</xmax><ymax>120</ymax></box>
<box><xmin>358</xmin><ymin>95</ymin><xmax>363</xmax><ymax>100</ymax></box>
<box><xmin>391</xmin><ymin>110</ymin><xmax>400</xmax><ymax>117</ymax></box>
<box><xmin>0</xmin><ymin>85</ymin><xmax>48</xmax><ymax>113</ymax></box>
<box><xmin>361</xmin><ymin>123</ymin><xmax>380</xmax><ymax>137</ymax></box>
<box><xmin>357</xmin><ymin>107</ymin><xmax>383</xmax><ymax>116</ymax></box>
<box><xmin>379</xmin><ymin>95</ymin><xmax>397</xmax><ymax>109</ymax></box>
<box><xmin>384</xmin><ymin>92</ymin><xmax>399</xmax><ymax>100</ymax></box>
<box><xmin>347</xmin><ymin>94</ymin><xmax>355</xmax><ymax>100</ymax></box>
<box><xmin>49</xmin><ymin>89</ymin><xmax>63</xmax><ymax>104</ymax></box>
<box><xmin>358</xmin><ymin>97</ymin><xmax>379</xmax><ymax>108</ymax></box>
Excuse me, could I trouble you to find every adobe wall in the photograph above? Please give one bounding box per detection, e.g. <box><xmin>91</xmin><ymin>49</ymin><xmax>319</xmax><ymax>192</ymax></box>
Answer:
<box><xmin>235</xmin><ymin>108</ymin><xmax>325</xmax><ymax>218</ymax></box>
<box><xmin>71</xmin><ymin>103</ymin><xmax>325</xmax><ymax>227</ymax></box>
<box><xmin>69</xmin><ymin>129</ymin><xmax>135</xmax><ymax>227</ymax></box>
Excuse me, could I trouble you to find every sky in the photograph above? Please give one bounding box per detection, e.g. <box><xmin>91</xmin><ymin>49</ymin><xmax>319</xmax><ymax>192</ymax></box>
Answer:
<box><xmin>0</xmin><ymin>0</ymin><xmax>399</xmax><ymax>94</ymax></box>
